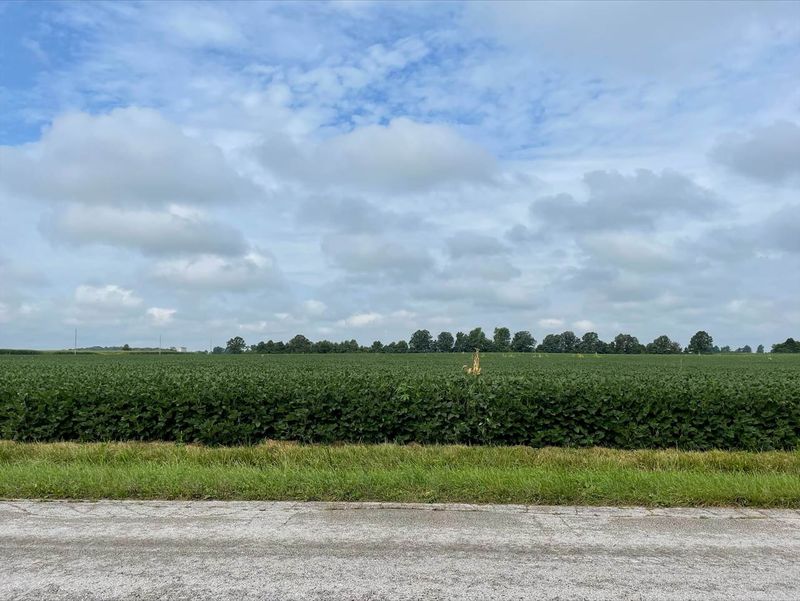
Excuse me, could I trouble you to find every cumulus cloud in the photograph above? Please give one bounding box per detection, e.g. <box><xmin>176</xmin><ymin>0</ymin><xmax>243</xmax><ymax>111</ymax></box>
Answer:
<box><xmin>711</xmin><ymin>121</ymin><xmax>800</xmax><ymax>184</ymax></box>
<box><xmin>446</xmin><ymin>255</ymin><xmax>520</xmax><ymax>282</ymax></box>
<box><xmin>529</xmin><ymin>169</ymin><xmax>719</xmax><ymax>233</ymax></box>
<box><xmin>152</xmin><ymin>250</ymin><xmax>281</xmax><ymax>291</ymax></box>
<box><xmin>337</xmin><ymin>312</ymin><xmax>383</xmax><ymax>327</ymax></box>
<box><xmin>146</xmin><ymin>307</ymin><xmax>176</xmax><ymax>325</ymax></box>
<box><xmin>42</xmin><ymin>205</ymin><xmax>248</xmax><ymax>256</ymax></box>
<box><xmin>262</xmin><ymin>117</ymin><xmax>496</xmax><ymax>194</ymax></box>
<box><xmin>469</xmin><ymin>1</ymin><xmax>800</xmax><ymax>76</ymax></box>
<box><xmin>74</xmin><ymin>285</ymin><xmax>142</xmax><ymax>311</ymax></box>
<box><xmin>302</xmin><ymin>299</ymin><xmax>327</xmax><ymax>316</ymax></box>
<box><xmin>447</xmin><ymin>232</ymin><xmax>508</xmax><ymax>258</ymax></box>
<box><xmin>0</xmin><ymin>107</ymin><xmax>256</xmax><ymax>206</ymax></box>
<box><xmin>578</xmin><ymin>233</ymin><xmax>680</xmax><ymax>272</ymax></box>
<box><xmin>760</xmin><ymin>204</ymin><xmax>800</xmax><ymax>253</ymax></box>
<box><xmin>321</xmin><ymin>234</ymin><xmax>433</xmax><ymax>279</ymax></box>
<box><xmin>538</xmin><ymin>318</ymin><xmax>564</xmax><ymax>329</ymax></box>
<box><xmin>298</xmin><ymin>196</ymin><xmax>425</xmax><ymax>234</ymax></box>
<box><xmin>573</xmin><ymin>320</ymin><xmax>595</xmax><ymax>332</ymax></box>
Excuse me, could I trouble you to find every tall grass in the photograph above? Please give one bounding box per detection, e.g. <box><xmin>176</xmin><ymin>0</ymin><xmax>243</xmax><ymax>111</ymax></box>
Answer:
<box><xmin>1</xmin><ymin>441</ymin><xmax>799</xmax><ymax>507</ymax></box>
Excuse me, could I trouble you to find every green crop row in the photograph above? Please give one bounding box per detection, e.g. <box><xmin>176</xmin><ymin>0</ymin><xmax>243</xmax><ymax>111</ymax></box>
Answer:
<box><xmin>1</xmin><ymin>353</ymin><xmax>798</xmax><ymax>450</ymax></box>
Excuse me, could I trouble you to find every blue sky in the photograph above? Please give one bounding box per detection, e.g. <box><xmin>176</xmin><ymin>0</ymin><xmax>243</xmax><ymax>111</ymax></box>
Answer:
<box><xmin>1</xmin><ymin>0</ymin><xmax>799</xmax><ymax>350</ymax></box>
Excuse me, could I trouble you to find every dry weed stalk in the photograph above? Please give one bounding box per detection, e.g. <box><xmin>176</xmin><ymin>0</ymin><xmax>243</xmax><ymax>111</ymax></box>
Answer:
<box><xmin>463</xmin><ymin>349</ymin><xmax>481</xmax><ymax>375</ymax></box>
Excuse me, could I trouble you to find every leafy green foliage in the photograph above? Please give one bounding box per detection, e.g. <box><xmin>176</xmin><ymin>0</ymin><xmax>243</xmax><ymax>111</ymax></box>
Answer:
<box><xmin>1</xmin><ymin>353</ymin><xmax>798</xmax><ymax>450</ymax></box>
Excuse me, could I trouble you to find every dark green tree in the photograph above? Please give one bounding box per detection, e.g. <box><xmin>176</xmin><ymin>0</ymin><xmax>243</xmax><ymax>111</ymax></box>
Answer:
<box><xmin>560</xmin><ymin>331</ymin><xmax>578</xmax><ymax>353</ymax></box>
<box><xmin>577</xmin><ymin>332</ymin><xmax>601</xmax><ymax>353</ymax></box>
<box><xmin>409</xmin><ymin>329</ymin><xmax>433</xmax><ymax>352</ymax></box>
<box><xmin>756</xmin><ymin>344</ymin><xmax>765</xmax><ymax>353</ymax></box>
<box><xmin>687</xmin><ymin>331</ymin><xmax>714</xmax><ymax>354</ymax></box>
<box><xmin>454</xmin><ymin>332</ymin><xmax>469</xmax><ymax>352</ymax></box>
<box><xmin>370</xmin><ymin>340</ymin><xmax>384</xmax><ymax>353</ymax></box>
<box><xmin>212</xmin><ymin>346</ymin><xmax>225</xmax><ymax>354</ymax></box>
<box><xmin>467</xmin><ymin>327</ymin><xmax>490</xmax><ymax>351</ymax></box>
<box><xmin>493</xmin><ymin>327</ymin><xmax>511</xmax><ymax>352</ymax></box>
<box><xmin>614</xmin><ymin>333</ymin><xmax>644</xmax><ymax>354</ymax></box>
<box><xmin>646</xmin><ymin>335</ymin><xmax>681</xmax><ymax>354</ymax></box>
<box><xmin>287</xmin><ymin>334</ymin><xmax>312</xmax><ymax>353</ymax></box>
<box><xmin>510</xmin><ymin>330</ymin><xmax>535</xmax><ymax>352</ymax></box>
<box><xmin>122</xmin><ymin>343</ymin><xmax>131</xmax><ymax>351</ymax></box>
<box><xmin>772</xmin><ymin>338</ymin><xmax>800</xmax><ymax>353</ymax></box>
<box><xmin>225</xmin><ymin>336</ymin><xmax>247</xmax><ymax>354</ymax></box>
<box><xmin>436</xmin><ymin>331</ymin><xmax>454</xmax><ymax>352</ymax></box>
<box><xmin>537</xmin><ymin>333</ymin><xmax>563</xmax><ymax>353</ymax></box>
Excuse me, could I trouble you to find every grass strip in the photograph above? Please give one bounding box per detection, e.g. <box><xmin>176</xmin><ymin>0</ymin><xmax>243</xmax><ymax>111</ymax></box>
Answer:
<box><xmin>1</xmin><ymin>441</ymin><xmax>799</xmax><ymax>507</ymax></box>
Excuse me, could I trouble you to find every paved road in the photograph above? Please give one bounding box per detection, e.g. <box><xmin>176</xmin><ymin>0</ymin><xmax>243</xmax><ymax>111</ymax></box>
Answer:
<box><xmin>1</xmin><ymin>501</ymin><xmax>798</xmax><ymax>600</ymax></box>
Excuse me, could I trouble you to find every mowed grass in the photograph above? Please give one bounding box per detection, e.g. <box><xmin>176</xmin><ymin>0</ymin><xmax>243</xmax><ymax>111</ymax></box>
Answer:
<box><xmin>2</xmin><ymin>441</ymin><xmax>799</xmax><ymax>507</ymax></box>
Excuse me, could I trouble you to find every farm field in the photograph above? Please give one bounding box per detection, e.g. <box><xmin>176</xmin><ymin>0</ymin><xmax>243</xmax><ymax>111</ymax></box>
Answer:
<box><xmin>1</xmin><ymin>353</ymin><xmax>798</xmax><ymax>449</ymax></box>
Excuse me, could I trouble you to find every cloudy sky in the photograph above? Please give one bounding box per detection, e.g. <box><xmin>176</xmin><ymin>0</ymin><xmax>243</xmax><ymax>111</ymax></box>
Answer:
<box><xmin>1</xmin><ymin>1</ymin><xmax>799</xmax><ymax>350</ymax></box>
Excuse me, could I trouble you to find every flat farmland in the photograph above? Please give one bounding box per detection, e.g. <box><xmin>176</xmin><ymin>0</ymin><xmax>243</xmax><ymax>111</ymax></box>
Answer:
<box><xmin>1</xmin><ymin>353</ymin><xmax>798</xmax><ymax>449</ymax></box>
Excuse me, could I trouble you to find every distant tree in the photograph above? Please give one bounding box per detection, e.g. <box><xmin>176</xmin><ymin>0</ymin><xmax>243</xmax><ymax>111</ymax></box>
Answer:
<box><xmin>646</xmin><ymin>335</ymin><xmax>682</xmax><ymax>354</ymax></box>
<box><xmin>212</xmin><ymin>346</ymin><xmax>225</xmax><ymax>354</ymax></box>
<box><xmin>370</xmin><ymin>340</ymin><xmax>384</xmax><ymax>353</ymax></box>
<box><xmin>453</xmin><ymin>332</ymin><xmax>469</xmax><ymax>352</ymax></box>
<box><xmin>537</xmin><ymin>333</ymin><xmax>563</xmax><ymax>353</ymax></box>
<box><xmin>467</xmin><ymin>327</ymin><xmax>490</xmax><ymax>351</ymax></box>
<box><xmin>614</xmin><ymin>333</ymin><xmax>644</xmax><ymax>354</ymax></box>
<box><xmin>493</xmin><ymin>327</ymin><xmax>511</xmax><ymax>352</ymax></box>
<box><xmin>436</xmin><ymin>331</ymin><xmax>454</xmax><ymax>353</ymax></box>
<box><xmin>122</xmin><ymin>343</ymin><xmax>131</xmax><ymax>351</ymax></box>
<box><xmin>409</xmin><ymin>329</ymin><xmax>434</xmax><ymax>353</ymax></box>
<box><xmin>736</xmin><ymin>345</ymin><xmax>752</xmax><ymax>353</ymax></box>
<box><xmin>510</xmin><ymin>330</ymin><xmax>535</xmax><ymax>352</ymax></box>
<box><xmin>720</xmin><ymin>345</ymin><xmax>732</xmax><ymax>353</ymax></box>
<box><xmin>772</xmin><ymin>337</ymin><xmax>800</xmax><ymax>353</ymax></box>
<box><xmin>756</xmin><ymin>344</ymin><xmax>765</xmax><ymax>354</ymax></box>
<box><xmin>313</xmin><ymin>340</ymin><xmax>335</xmax><ymax>353</ymax></box>
<box><xmin>395</xmin><ymin>340</ymin><xmax>409</xmax><ymax>353</ymax></box>
<box><xmin>687</xmin><ymin>331</ymin><xmax>714</xmax><ymax>354</ymax></box>
<box><xmin>226</xmin><ymin>336</ymin><xmax>247</xmax><ymax>354</ymax></box>
<box><xmin>286</xmin><ymin>334</ymin><xmax>312</xmax><ymax>353</ymax></box>
<box><xmin>577</xmin><ymin>332</ymin><xmax>601</xmax><ymax>353</ymax></box>
<box><xmin>560</xmin><ymin>331</ymin><xmax>578</xmax><ymax>353</ymax></box>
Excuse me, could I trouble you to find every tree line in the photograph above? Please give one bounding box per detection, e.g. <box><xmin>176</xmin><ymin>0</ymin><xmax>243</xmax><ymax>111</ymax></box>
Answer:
<box><xmin>217</xmin><ymin>329</ymin><xmax>799</xmax><ymax>355</ymax></box>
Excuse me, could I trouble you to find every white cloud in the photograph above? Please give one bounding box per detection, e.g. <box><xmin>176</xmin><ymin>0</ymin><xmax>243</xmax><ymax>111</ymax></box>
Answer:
<box><xmin>447</xmin><ymin>232</ymin><xmax>508</xmax><ymax>258</ymax></box>
<box><xmin>470</xmin><ymin>1</ymin><xmax>800</xmax><ymax>77</ymax></box>
<box><xmin>302</xmin><ymin>299</ymin><xmax>327</xmax><ymax>316</ymax></box>
<box><xmin>573</xmin><ymin>320</ymin><xmax>595</xmax><ymax>332</ymax></box>
<box><xmin>538</xmin><ymin>318</ymin><xmax>564</xmax><ymax>330</ymax></box>
<box><xmin>0</xmin><ymin>107</ymin><xmax>256</xmax><ymax>207</ymax></box>
<box><xmin>262</xmin><ymin>117</ymin><xmax>496</xmax><ymax>194</ymax></box>
<box><xmin>322</xmin><ymin>234</ymin><xmax>433</xmax><ymax>279</ymax></box>
<box><xmin>152</xmin><ymin>250</ymin><xmax>281</xmax><ymax>291</ymax></box>
<box><xmin>711</xmin><ymin>121</ymin><xmax>800</xmax><ymax>184</ymax></box>
<box><xmin>146</xmin><ymin>307</ymin><xmax>176</xmax><ymax>325</ymax></box>
<box><xmin>529</xmin><ymin>170</ymin><xmax>719</xmax><ymax>234</ymax></box>
<box><xmin>337</xmin><ymin>312</ymin><xmax>383</xmax><ymax>327</ymax></box>
<box><xmin>74</xmin><ymin>285</ymin><xmax>142</xmax><ymax>310</ymax></box>
<box><xmin>43</xmin><ymin>204</ymin><xmax>248</xmax><ymax>256</ymax></box>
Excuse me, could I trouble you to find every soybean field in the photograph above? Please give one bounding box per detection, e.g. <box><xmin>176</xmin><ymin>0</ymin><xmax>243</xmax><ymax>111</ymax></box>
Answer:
<box><xmin>1</xmin><ymin>353</ymin><xmax>798</xmax><ymax>450</ymax></box>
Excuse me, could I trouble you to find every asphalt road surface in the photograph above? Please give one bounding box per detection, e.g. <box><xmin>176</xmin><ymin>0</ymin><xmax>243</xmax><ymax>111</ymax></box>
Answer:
<box><xmin>1</xmin><ymin>500</ymin><xmax>799</xmax><ymax>600</ymax></box>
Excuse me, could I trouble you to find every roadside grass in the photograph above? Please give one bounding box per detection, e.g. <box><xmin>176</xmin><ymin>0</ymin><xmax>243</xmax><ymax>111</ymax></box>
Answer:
<box><xmin>1</xmin><ymin>441</ymin><xmax>799</xmax><ymax>507</ymax></box>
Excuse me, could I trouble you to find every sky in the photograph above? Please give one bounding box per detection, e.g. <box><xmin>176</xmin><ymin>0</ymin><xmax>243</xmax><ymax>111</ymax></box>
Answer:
<box><xmin>0</xmin><ymin>0</ymin><xmax>799</xmax><ymax>351</ymax></box>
